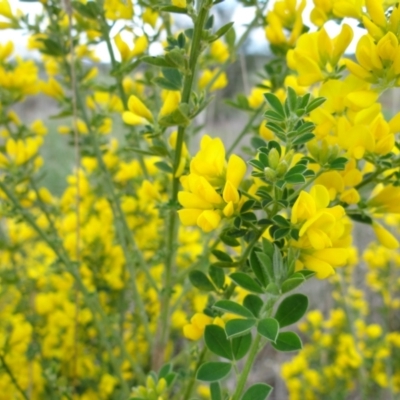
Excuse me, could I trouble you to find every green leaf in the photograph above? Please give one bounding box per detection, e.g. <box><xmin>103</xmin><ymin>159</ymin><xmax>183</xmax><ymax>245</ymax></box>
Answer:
<box><xmin>213</xmin><ymin>300</ymin><xmax>253</xmax><ymax>318</ymax></box>
<box><xmin>292</xmin><ymin>133</ymin><xmax>315</xmax><ymax>145</ymax></box>
<box><xmin>281</xmin><ymin>276</ymin><xmax>305</xmax><ymax>293</ymax></box>
<box><xmin>285</xmin><ymin>174</ymin><xmax>306</xmax><ymax>184</ymax></box>
<box><xmin>272</xmin><ymin>227</ymin><xmax>290</xmax><ymax>241</ymax></box>
<box><xmin>225</xmin><ymin>23</ymin><xmax>236</xmax><ymax>47</ymax></box>
<box><xmin>264</xmin><ymin>93</ymin><xmax>285</xmax><ymax>117</ymax></box>
<box><xmin>212</xmin><ymin>250</ymin><xmax>233</xmax><ymax>262</ymax></box>
<box><xmin>162</xmin><ymin>68</ymin><xmax>183</xmax><ymax>89</ymax></box>
<box><xmin>257</xmin><ymin>318</ymin><xmax>279</xmax><ymax>342</ymax></box>
<box><xmin>231</xmin><ymin>332</ymin><xmax>252</xmax><ymax>360</ymax></box>
<box><xmin>286</xmin><ymin>87</ymin><xmax>297</xmax><ymax>113</ymax></box>
<box><xmin>141</xmin><ymin>56</ymin><xmax>173</xmax><ymax>68</ymax></box>
<box><xmin>209</xmin><ymin>266</ymin><xmax>225</xmax><ymax>289</ymax></box>
<box><xmin>158</xmin><ymin>363</ymin><xmax>171</xmax><ymax>379</ymax></box>
<box><xmin>154</xmin><ymin>77</ymin><xmax>181</xmax><ymax>91</ymax></box>
<box><xmin>255</xmin><ymin>252</ymin><xmax>274</xmax><ymax>284</ymax></box>
<box><xmin>271</xmin><ymin>332</ymin><xmax>302</xmax><ymax>352</ymax></box>
<box><xmin>197</xmin><ymin>362</ymin><xmax>232</xmax><ymax>382</ymax></box>
<box><xmin>189</xmin><ymin>270</ymin><xmax>215</xmax><ymax>292</ymax></box>
<box><xmin>274</xmin><ymin>294</ymin><xmax>308</xmax><ymax>328</ymax></box>
<box><xmin>220</xmin><ymin>231</ymin><xmax>240</xmax><ymax>247</ymax></box>
<box><xmin>243</xmin><ymin>294</ymin><xmax>263</xmax><ymax>318</ymax></box>
<box><xmin>225</xmin><ymin>319</ymin><xmax>256</xmax><ymax>339</ymax></box>
<box><xmin>229</xmin><ymin>272</ymin><xmax>264</xmax><ymax>294</ymax></box>
<box><xmin>158</xmin><ymin>104</ymin><xmax>190</xmax><ymax>127</ymax></box>
<box><xmin>306</xmin><ymin>97</ymin><xmax>326</xmax><ymax>113</ymax></box>
<box><xmin>159</xmin><ymin>5</ymin><xmax>188</xmax><ymax>13</ymax></box>
<box><xmin>71</xmin><ymin>1</ymin><xmax>98</xmax><ymax>19</ymax></box>
<box><xmin>348</xmin><ymin>213</ymin><xmax>372</xmax><ymax>225</ymax></box>
<box><xmin>204</xmin><ymin>325</ymin><xmax>233</xmax><ymax>360</ymax></box>
<box><xmin>154</xmin><ymin>161</ymin><xmax>173</xmax><ymax>173</ymax></box>
<box><xmin>210</xmin><ymin>382</ymin><xmax>222</xmax><ymax>400</ymax></box>
<box><xmin>242</xmin><ymin>383</ymin><xmax>273</xmax><ymax>400</ymax></box>
<box><xmin>272</xmin><ymin>215</ymin><xmax>290</xmax><ymax>227</ymax></box>
<box><xmin>209</xmin><ymin>22</ymin><xmax>235</xmax><ymax>42</ymax></box>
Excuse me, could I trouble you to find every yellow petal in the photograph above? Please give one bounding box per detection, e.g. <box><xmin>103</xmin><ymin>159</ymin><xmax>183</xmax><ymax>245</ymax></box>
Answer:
<box><xmin>197</xmin><ymin>210</ymin><xmax>221</xmax><ymax>232</ymax></box>
<box><xmin>178</xmin><ymin>209</ymin><xmax>203</xmax><ymax>226</ymax></box>
<box><xmin>127</xmin><ymin>95</ymin><xmax>153</xmax><ymax>122</ymax></box>
<box><xmin>223</xmin><ymin>180</ymin><xmax>240</xmax><ymax>204</ymax></box>
<box><xmin>226</xmin><ymin>154</ymin><xmax>247</xmax><ymax>188</ymax></box>
<box><xmin>372</xmin><ymin>223</ymin><xmax>399</xmax><ymax>249</ymax></box>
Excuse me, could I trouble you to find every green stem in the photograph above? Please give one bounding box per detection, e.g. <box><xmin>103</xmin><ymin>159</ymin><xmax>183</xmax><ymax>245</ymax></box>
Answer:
<box><xmin>153</xmin><ymin>0</ymin><xmax>211</xmax><ymax>370</ymax></box>
<box><xmin>0</xmin><ymin>355</ymin><xmax>29</xmax><ymax>400</ymax></box>
<box><xmin>182</xmin><ymin>347</ymin><xmax>208</xmax><ymax>400</ymax></box>
<box><xmin>226</xmin><ymin>106</ymin><xmax>264</xmax><ymax>156</ymax></box>
<box><xmin>231</xmin><ymin>334</ymin><xmax>262</xmax><ymax>400</ymax></box>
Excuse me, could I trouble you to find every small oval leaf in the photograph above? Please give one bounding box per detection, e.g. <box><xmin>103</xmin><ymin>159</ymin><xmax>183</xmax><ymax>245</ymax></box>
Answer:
<box><xmin>230</xmin><ymin>272</ymin><xmax>264</xmax><ymax>294</ymax></box>
<box><xmin>197</xmin><ymin>362</ymin><xmax>232</xmax><ymax>382</ymax></box>
<box><xmin>257</xmin><ymin>318</ymin><xmax>279</xmax><ymax>343</ymax></box>
<box><xmin>242</xmin><ymin>383</ymin><xmax>273</xmax><ymax>400</ymax></box>
<box><xmin>213</xmin><ymin>300</ymin><xmax>254</xmax><ymax>318</ymax></box>
<box><xmin>271</xmin><ymin>331</ymin><xmax>302</xmax><ymax>352</ymax></box>
<box><xmin>204</xmin><ymin>325</ymin><xmax>233</xmax><ymax>360</ymax></box>
<box><xmin>225</xmin><ymin>319</ymin><xmax>256</xmax><ymax>339</ymax></box>
<box><xmin>274</xmin><ymin>294</ymin><xmax>308</xmax><ymax>328</ymax></box>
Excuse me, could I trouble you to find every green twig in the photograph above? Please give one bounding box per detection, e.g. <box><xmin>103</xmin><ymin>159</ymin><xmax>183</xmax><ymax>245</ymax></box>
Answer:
<box><xmin>153</xmin><ymin>0</ymin><xmax>211</xmax><ymax>370</ymax></box>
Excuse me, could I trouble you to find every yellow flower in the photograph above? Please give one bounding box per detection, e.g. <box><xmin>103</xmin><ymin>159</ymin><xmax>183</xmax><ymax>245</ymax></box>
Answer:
<box><xmin>123</xmin><ymin>95</ymin><xmax>153</xmax><ymax>124</ymax></box>
<box><xmin>346</xmin><ymin>32</ymin><xmax>400</xmax><ymax>88</ymax></box>
<box><xmin>291</xmin><ymin>185</ymin><xmax>352</xmax><ymax>278</ymax></box>
<box><xmin>104</xmin><ymin>0</ymin><xmax>133</xmax><ymax>20</ymax></box>
<box><xmin>131</xmin><ymin>35</ymin><xmax>148</xmax><ymax>58</ymax></box>
<box><xmin>0</xmin><ymin>40</ymin><xmax>13</xmax><ymax>61</ymax></box>
<box><xmin>142</xmin><ymin>8</ymin><xmax>159</xmax><ymax>27</ymax></box>
<box><xmin>210</xmin><ymin>40</ymin><xmax>229</xmax><ymax>63</ymax></box>
<box><xmin>178</xmin><ymin>136</ymin><xmax>247</xmax><ymax>231</ymax></box>
<box><xmin>368</xmin><ymin>184</ymin><xmax>400</xmax><ymax>214</ymax></box>
<box><xmin>288</xmin><ymin>24</ymin><xmax>353</xmax><ymax>85</ymax></box>
<box><xmin>183</xmin><ymin>313</ymin><xmax>213</xmax><ymax>340</ymax></box>
<box><xmin>198</xmin><ymin>69</ymin><xmax>228</xmax><ymax>91</ymax></box>
<box><xmin>159</xmin><ymin>90</ymin><xmax>181</xmax><ymax>117</ymax></box>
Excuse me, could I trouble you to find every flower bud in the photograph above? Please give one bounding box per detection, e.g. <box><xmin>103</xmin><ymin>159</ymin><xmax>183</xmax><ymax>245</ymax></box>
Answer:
<box><xmin>276</xmin><ymin>160</ymin><xmax>288</xmax><ymax>177</ymax></box>
<box><xmin>268</xmin><ymin>148</ymin><xmax>280</xmax><ymax>169</ymax></box>
<box><xmin>327</xmin><ymin>144</ymin><xmax>340</xmax><ymax>163</ymax></box>
<box><xmin>264</xmin><ymin>167</ymin><xmax>277</xmax><ymax>181</ymax></box>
